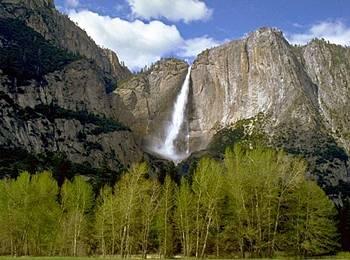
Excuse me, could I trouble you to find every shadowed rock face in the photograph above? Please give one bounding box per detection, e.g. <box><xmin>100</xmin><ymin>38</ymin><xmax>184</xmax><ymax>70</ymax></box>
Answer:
<box><xmin>0</xmin><ymin>0</ymin><xmax>349</xmax><ymax>197</ymax></box>
<box><xmin>115</xmin><ymin>59</ymin><xmax>189</xmax><ymax>147</ymax></box>
<box><xmin>0</xmin><ymin>0</ymin><xmax>142</xmax><ymax>174</ymax></box>
<box><xmin>0</xmin><ymin>0</ymin><xmax>130</xmax><ymax>81</ymax></box>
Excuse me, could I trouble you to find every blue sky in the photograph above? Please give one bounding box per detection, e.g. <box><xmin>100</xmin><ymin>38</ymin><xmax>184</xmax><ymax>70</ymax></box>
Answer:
<box><xmin>55</xmin><ymin>0</ymin><xmax>350</xmax><ymax>70</ymax></box>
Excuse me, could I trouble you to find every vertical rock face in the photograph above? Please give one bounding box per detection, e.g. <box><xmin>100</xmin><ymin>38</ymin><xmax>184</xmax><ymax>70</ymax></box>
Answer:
<box><xmin>0</xmin><ymin>0</ymin><xmax>142</xmax><ymax>175</ymax></box>
<box><xmin>190</xmin><ymin>28</ymin><xmax>319</xmax><ymax>151</ymax></box>
<box><xmin>0</xmin><ymin>0</ymin><xmax>349</xmax><ymax>198</ymax></box>
<box><xmin>0</xmin><ymin>0</ymin><xmax>130</xmax><ymax>81</ymax></box>
<box><xmin>188</xmin><ymin>27</ymin><xmax>350</xmax><ymax>203</ymax></box>
<box><xmin>302</xmin><ymin>41</ymin><xmax>350</xmax><ymax>153</ymax></box>
<box><xmin>115</xmin><ymin>59</ymin><xmax>189</xmax><ymax>145</ymax></box>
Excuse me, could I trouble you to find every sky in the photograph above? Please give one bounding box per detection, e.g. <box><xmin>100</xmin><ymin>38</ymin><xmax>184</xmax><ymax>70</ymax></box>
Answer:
<box><xmin>54</xmin><ymin>0</ymin><xmax>350</xmax><ymax>70</ymax></box>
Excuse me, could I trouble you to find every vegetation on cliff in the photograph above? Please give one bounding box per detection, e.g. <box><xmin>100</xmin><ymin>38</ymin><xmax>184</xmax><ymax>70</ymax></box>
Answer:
<box><xmin>0</xmin><ymin>18</ymin><xmax>79</xmax><ymax>85</ymax></box>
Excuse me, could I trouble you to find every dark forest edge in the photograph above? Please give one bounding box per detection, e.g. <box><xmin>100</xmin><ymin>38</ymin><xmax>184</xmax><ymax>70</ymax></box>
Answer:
<box><xmin>0</xmin><ymin>145</ymin><xmax>341</xmax><ymax>258</ymax></box>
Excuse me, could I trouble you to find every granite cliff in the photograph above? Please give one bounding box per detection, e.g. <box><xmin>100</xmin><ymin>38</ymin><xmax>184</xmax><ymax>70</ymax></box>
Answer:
<box><xmin>118</xmin><ymin>28</ymin><xmax>349</xmax><ymax>204</ymax></box>
<box><xmin>186</xmin><ymin>29</ymin><xmax>349</xmax><ymax>204</ymax></box>
<box><xmin>0</xmin><ymin>0</ymin><xmax>142</xmax><ymax>179</ymax></box>
<box><xmin>0</xmin><ymin>0</ymin><xmax>349</xmax><ymax>202</ymax></box>
<box><xmin>115</xmin><ymin>59</ymin><xmax>189</xmax><ymax>145</ymax></box>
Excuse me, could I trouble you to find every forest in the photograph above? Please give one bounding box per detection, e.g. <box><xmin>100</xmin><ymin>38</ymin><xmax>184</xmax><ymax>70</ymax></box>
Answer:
<box><xmin>0</xmin><ymin>145</ymin><xmax>339</xmax><ymax>258</ymax></box>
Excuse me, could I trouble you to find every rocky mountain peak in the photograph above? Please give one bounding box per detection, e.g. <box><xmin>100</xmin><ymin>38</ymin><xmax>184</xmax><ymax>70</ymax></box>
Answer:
<box><xmin>0</xmin><ymin>0</ymin><xmax>130</xmax><ymax>81</ymax></box>
<box><xmin>115</xmin><ymin>26</ymin><xmax>349</xmax><ymax>205</ymax></box>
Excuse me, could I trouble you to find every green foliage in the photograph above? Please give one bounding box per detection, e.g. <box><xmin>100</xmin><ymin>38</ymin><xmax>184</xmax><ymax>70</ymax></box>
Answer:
<box><xmin>175</xmin><ymin>177</ymin><xmax>195</xmax><ymax>257</ymax></box>
<box><xmin>336</xmin><ymin>251</ymin><xmax>350</xmax><ymax>258</ymax></box>
<box><xmin>0</xmin><ymin>171</ymin><xmax>60</xmax><ymax>256</ymax></box>
<box><xmin>0</xmin><ymin>147</ymin><xmax>124</xmax><ymax>190</ymax></box>
<box><xmin>155</xmin><ymin>175</ymin><xmax>176</xmax><ymax>257</ymax></box>
<box><xmin>32</xmin><ymin>104</ymin><xmax>130</xmax><ymax>133</ymax></box>
<box><xmin>283</xmin><ymin>181</ymin><xmax>339</xmax><ymax>256</ymax></box>
<box><xmin>57</xmin><ymin>176</ymin><xmax>94</xmax><ymax>256</ymax></box>
<box><xmin>192</xmin><ymin>158</ymin><xmax>224</xmax><ymax>258</ymax></box>
<box><xmin>0</xmin><ymin>148</ymin><xmax>340</xmax><ymax>257</ymax></box>
<box><xmin>95</xmin><ymin>163</ymin><xmax>162</xmax><ymax>257</ymax></box>
<box><xmin>222</xmin><ymin>145</ymin><xmax>339</xmax><ymax>257</ymax></box>
<box><xmin>0</xmin><ymin>18</ymin><xmax>79</xmax><ymax>85</ymax></box>
<box><xmin>208</xmin><ymin>113</ymin><xmax>268</xmax><ymax>155</ymax></box>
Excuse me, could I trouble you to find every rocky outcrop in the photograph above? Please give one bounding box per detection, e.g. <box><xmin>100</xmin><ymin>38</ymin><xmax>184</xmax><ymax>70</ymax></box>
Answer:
<box><xmin>187</xmin><ymin>28</ymin><xmax>349</xmax><ymax>203</ymax></box>
<box><xmin>189</xmin><ymin>28</ymin><xmax>319</xmax><ymax>150</ymax></box>
<box><xmin>113</xmin><ymin>28</ymin><xmax>349</xmax><ymax>202</ymax></box>
<box><xmin>0</xmin><ymin>1</ymin><xmax>142</xmax><ymax>175</ymax></box>
<box><xmin>0</xmin><ymin>0</ymin><xmax>349</xmax><ymax>200</ymax></box>
<box><xmin>0</xmin><ymin>0</ymin><xmax>130</xmax><ymax>81</ymax></box>
<box><xmin>301</xmin><ymin>40</ymin><xmax>350</xmax><ymax>153</ymax></box>
<box><xmin>1</xmin><ymin>0</ymin><xmax>54</xmax><ymax>9</ymax></box>
<box><xmin>0</xmin><ymin>60</ymin><xmax>141</xmax><ymax>170</ymax></box>
<box><xmin>115</xmin><ymin>59</ymin><xmax>188</xmax><ymax>144</ymax></box>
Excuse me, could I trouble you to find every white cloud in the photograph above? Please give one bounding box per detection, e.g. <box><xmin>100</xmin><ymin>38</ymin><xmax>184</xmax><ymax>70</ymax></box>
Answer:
<box><xmin>127</xmin><ymin>0</ymin><xmax>212</xmax><ymax>23</ymax></box>
<box><xmin>288</xmin><ymin>20</ymin><xmax>350</xmax><ymax>46</ymax></box>
<box><xmin>65</xmin><ymin>0</ymin><xmax>79</xmax><ymax>8</ymax></box>
<box><xmin>179</xmin><ymin>36</ymin><xmax>221</xmax><ymax>57</ymax></box>
<box><xmin>68</xmin><ymin>10</ymin><xmax>221</xmax><ymax>70</ymax></box>
<box><xmin>69</xmin><ymin>10</ymin><xmax>183</xmax><ymax>70</ymax></box>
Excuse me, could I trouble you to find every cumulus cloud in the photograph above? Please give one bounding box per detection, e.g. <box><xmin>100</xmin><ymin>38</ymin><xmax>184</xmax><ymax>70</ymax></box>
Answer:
<box><xmin>65</xmin><ymin>0</ymin><xmax>79</xmax><ymax>8</ymax></box>
<box><xmin>288</xmin><ymin>20</ymin><xmax>350</xmax><ymax>46</ymax></box>
<box><xmin>68</xmin><ymin>10</ymin><xmax>221</xmax><ymax>70</ymax></box>
<box><xmin>127</xmin><ymin>0</ymin><xmax>212</xmax><ymax>23</ymax></box>
<box><xmin>179</xmin><ymin>36</ymin><xmax>221</xmax><ymax>57</ymax></box>
<box><xmin>69</xmin><ymin>10</ymin><xmax>183</xmax><ymax>70</ymax></box>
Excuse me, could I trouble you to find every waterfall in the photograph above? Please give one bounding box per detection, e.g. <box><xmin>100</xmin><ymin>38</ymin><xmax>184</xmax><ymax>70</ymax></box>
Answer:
<box><xmin>150</xmin><ymin>65</ymin><xmax>191</xmax><ymax>163</ymax></box>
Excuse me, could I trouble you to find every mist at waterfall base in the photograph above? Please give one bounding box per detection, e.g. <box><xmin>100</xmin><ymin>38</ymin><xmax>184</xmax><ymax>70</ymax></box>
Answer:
<box><xmin>147</xmin><ymin>66</ymin><xmax>191</xmax><ymax>164</ymax></box>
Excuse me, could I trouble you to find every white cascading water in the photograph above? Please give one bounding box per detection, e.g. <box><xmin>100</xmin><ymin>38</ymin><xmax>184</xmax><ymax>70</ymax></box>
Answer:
<box><xmin>152</xmin><ymin>65</ymin><xmax>191</xmax><ymax>163</ymax></box>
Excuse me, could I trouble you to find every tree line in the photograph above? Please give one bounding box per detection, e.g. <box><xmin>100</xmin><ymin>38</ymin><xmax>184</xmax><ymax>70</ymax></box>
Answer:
<box><xmin>0</xmin><ymin>146</ymin><xmax>339</xmax><ymax>258</ymax></box>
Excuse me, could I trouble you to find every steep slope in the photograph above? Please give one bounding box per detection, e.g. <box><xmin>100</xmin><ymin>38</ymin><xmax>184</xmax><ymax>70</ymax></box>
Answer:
<box><xmin>301</xmin><ymin>40</ymin><xmax>350</xmax><ymax>153</ymax></box>
<box><xmin>115</xmin><ymin>59</ymin><xmax>189</xmax><ymax>146</ymax></box>
<box><xmin>0</xmin><ymin>0</ymin><xmax>142</xmax><ymax>178</ymax></box>
<box><xmin>188</xmin><ymin>28</ymin><xmax>349</xmax><ymax>203</ymax></box>
<box><xmin>189</xmin><ymin>28</ymin><xmax>319</xmax><ymax>150</ymax></box>
<box><xmin>0</xmin><ymin>0</ymin><xmax>130</xmax><ymax>81</ymax></box>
